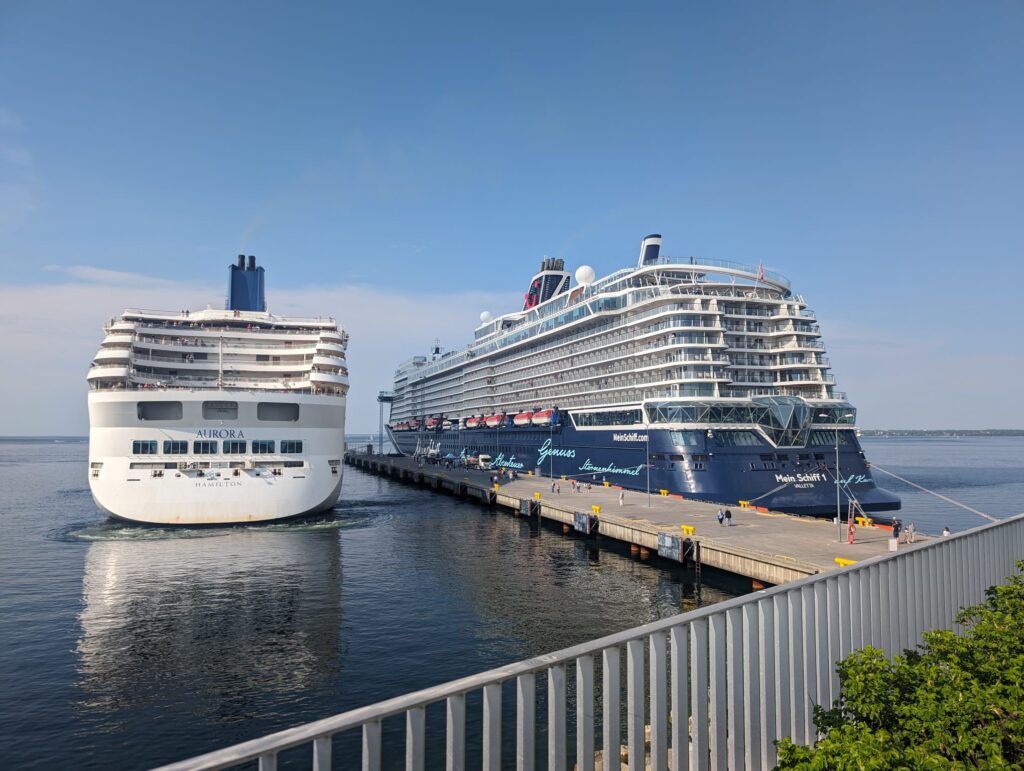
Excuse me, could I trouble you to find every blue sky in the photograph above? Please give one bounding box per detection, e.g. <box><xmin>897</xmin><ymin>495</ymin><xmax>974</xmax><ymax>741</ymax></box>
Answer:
<box><xmin>1</xmin><ymin>1</ymin><xmax>1022</xmax><ymax>432</ymax></box>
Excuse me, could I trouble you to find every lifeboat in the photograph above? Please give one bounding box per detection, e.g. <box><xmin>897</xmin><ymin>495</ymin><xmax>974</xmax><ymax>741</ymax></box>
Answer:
<box><xmin>441</xmin><ymin>420</ymin><xmax>453</xmax><ymax>430</ymax></box>
<box><xmin>409</xmin><ymin>419</ymin><xmax>420</xmax><ymax>430</ymax></box>
<box><xmin>531</xmin><ymin>409</ymin><xmax>556</xmax><ymax>426</ymax></box>
<box><xmin>426</xmin><ymin>417</ymin><xmax>440</xmax><ymax>429</ymax></box>
<box><xmin>513</xmin><ymin>411</ymin><xmax>533</xmax><ymax>427</ymax></box>
<box><xmin>484</xmin><ymin>414</ymin><xmax>505</xmax><ymax>428</ymax></box>
<box><xmin>466</xmin><ymin>417</ymin><xmax>480</xmax><ymax>429</ymax></box>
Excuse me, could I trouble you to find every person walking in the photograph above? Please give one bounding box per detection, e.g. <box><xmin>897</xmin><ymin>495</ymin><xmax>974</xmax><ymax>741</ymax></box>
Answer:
<box><xmin>892</xmin><ymin>518</ymin><xmax>902</xmax><ymax>542</ymax></box>
<box><xmin>716</xmin><ymin>509</ymin><xmax>725</xmax><ymax>527</ymax></box>
<box><xmin>619</xmin><ymin>490</ymin><xmax>624</xmax><ymax>507</ymax></box>
<box><xmin>942</xmin><ymin>526</ymin><xmax>951</xmax><ymax>537</ymax></box>
<box><xmin>724</xmin><ymin>508</ymin><xmax>733</xmax><ymax>527</ymax></box>
<box><xmin>907</xmin><ymin>521</ymin><xmax>916</xmax><ymax>543</ymax></box>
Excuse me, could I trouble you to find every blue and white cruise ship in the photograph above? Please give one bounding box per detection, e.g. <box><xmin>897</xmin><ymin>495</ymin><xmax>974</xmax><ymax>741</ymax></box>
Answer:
<box><xmin>386</xmin><ymin>235</ymin><xmax>899</xmax><ymax>516</ymax></box>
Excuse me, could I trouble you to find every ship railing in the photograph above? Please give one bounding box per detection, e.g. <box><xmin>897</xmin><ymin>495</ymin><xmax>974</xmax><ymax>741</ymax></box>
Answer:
<box><xmin>132</xmin><ymin>320</ymin><xmax>330</xmax><ymax>336</ymax></box>
<box><xmin>490</xmin><ymin>340</ymin><xmax>731</xmax><ymax>384</ymax></box>
<box><xmin>654</xmin><ymin>255</ymin><xmax>792</xmax><ymax>289</ymax></box>
<box><xmin>156</xmin><ymin>514</ymin><xmax>1024</xmax><ymax>771</ymax></box>
<box><xmin>123</xmin><ymin>308</ymin><xmax>337</xmax><ymax>325</ymax></box>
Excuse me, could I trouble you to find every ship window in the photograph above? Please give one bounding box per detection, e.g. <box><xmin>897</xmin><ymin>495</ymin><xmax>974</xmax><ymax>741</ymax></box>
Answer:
<box><xmin>715</xmin><ymin>431</ymin><xmax>761</xmax><ymax>447</ymax></box>
<box><xmin>163</xmin><ymin>440</ymin><xmax>188</xmax><ymax>454</ymax></box>
<box><xmin>252</xmin><ymin>440</ymin><xmax>275</xmax><ymax>454</ymax></box>
<box><xmin>137</xmin><ymin>401</ymin><xmax>183</xmax><ymax>421</ymax></box>
<box><xmin>281</xmin><ymin>440</ymin><xmax>303</xmax><ymax>454</ymax></box>
<box><xmin>573</xmin><ymin>408</ymin><xmax>642</xmax><ymax>427</ymax></box>
<box><xmin>257</xmin><ymin>403</ymin><xmax>300</xmax><ymax>421</ymax></box>
<box><xmin>132</xmin><ymin>440</ymin><xmax>157</xmax><ymax>454</ymax></box>
<box><xmin>203</xmin><ymin>401</ymin><xmax>238</xmax><ymax>420</ymax></box>
<box><xmin>223</xmin><ymin>440</ymin><xmax>247</xmax><ymax>454</ymax></box>
<box><xmin>669</xmin><ymin>431</ymin><xmax>700</xmax><ymax>447</ymax></box>
<box><xmin>193</xmin><ymin>440</ymin><xmax>218</xmax><ymax>454</ymax></box>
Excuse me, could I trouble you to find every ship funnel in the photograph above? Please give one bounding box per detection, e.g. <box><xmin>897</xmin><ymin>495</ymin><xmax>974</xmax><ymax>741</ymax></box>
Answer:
<box><xmin>638</xmin><ymin>234</ymin><xmax>662</xmax><ymax>266</ymax></box>
<box><xmin>228</xmin><ymin>255</ymin><xmax>266</xmax><ymax>312</ymax></box>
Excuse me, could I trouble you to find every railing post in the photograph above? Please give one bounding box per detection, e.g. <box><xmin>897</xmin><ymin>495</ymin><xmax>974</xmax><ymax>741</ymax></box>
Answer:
<box><xmin>446</xmin><ymin>694</ymin><xmax>465</xmax><ymax>771</ymax></box>
<box><xmin>406</xmin><ymin>707</ymin><xmax>425</xmax><ymax>771</ymax></box>
<box><xmin>312</xmin><ymin>736</ymin><xmax>331</xmax><ymax>771</ymax></box>
<box><xmin>602</xmin><ymin>647</ymin><xmax>621</xmax><ymax>771</ymax></box>
<box><xmin>649</xmin><ymin>631</ymin><xmax>668</xmax><ymax>771</ymax></box>
<box><xmin>725</xmin><ymin>607</ymin><xmax>744</xmax><ymax>767</ymax></box>
<box><xmin>258</xmin><ymin>753</ymin><xmax>277</xmax><ymax>771</ymax></box>
<box><xmin>548</xmin><ymin>664</ymin><xmax>567</xmax><ymax>771</ymax></box>
<box><xmin>627</xmin><ymin>639</ymin><xmax>645</xmax><ymax>770</ymax></box>
<box><xmin>799</xmin><ymin>584</ymin><xmax>816</xmax><ymax>740</ymax></box>
<box><xmin>517</xmin><ymin>674</ymin><xmax>536</xmax><ymax>771</ymax></box>
<box><xmin>483</xmin><ymin>683</ymin><xmax>502</xmax><ymax>771</ymax></box>
<box><xmin>742</xmin><ymin>603</ymin><xmax>761</xmax><ymax>769</ymax></box>
<box><xmin>691</xmin><ymin>617</ymin><xmax>710</xmax><ymax>771</ymax></box>
<box><xmin>363</xmin><ymin>720</ymin><xmax>382</xmax><ymax>771</ymax></box>
<box><xmin>758</xmin><ymin>597</ymin><xmax>776</xmax><ymax>767</ymax></box>
<box><xmin>706</xmin><ymin>614</ymin><xmax>724</xmax><ymax>768</ymax></box>
<box><xmin>670</xmin><ymin>626</ymin><xmax>690</xmax><ymax>771</ymax></box>
<box><xmin>773</xmin><ymin>593</ymin><xmax>791</xmax><ymax>746</ymax></box>
<box><xmin>576</xmin><ymin>655</ymin><xmax>595</xmax><ymax>771</ymax></box>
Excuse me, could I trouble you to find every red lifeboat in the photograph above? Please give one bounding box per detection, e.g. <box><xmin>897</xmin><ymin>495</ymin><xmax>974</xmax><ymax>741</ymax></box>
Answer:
<box><xmin>531</xmin><ymin>409</ymin><xmax>556</xmax><ymax>426</ymax></box>
<box><xmin>513</xmin><ymin>411</ymin><xmax>533</xmax><ymax>427</ymax></box>
<box><xmin>425</xmin><ymin>417</ymin><xmax>440</xmax><ymax>429</ymax></box>
<box><xmin>466</xmin><ymin>416</ymin><xmax>481</xmax><ymax>429</ymax></box>
<box><xmin>409</xmin><ymin>419</ymin><xmax>420</xmax><ymax>430</ymax></box>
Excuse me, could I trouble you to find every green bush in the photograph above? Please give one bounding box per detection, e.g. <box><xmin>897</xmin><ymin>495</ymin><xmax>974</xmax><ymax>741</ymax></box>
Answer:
<box><xmin>776</xmin><ymin>560</ymin><xmax>1024</xmax><ymax>769</ymax></box>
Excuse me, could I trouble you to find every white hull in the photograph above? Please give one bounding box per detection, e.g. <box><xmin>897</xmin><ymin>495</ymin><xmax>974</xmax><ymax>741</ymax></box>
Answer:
<box><xmin>88</xmin><ymin>390</ymin><xmax>346</xmax><ymax>525</ymax></box>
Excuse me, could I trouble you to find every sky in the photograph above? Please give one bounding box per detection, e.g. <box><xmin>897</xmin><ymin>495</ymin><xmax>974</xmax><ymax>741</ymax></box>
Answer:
<box><xmin>1</xmin><ymin>0</ymin><xmax>1022</xmax><ymax>433</ymax></box>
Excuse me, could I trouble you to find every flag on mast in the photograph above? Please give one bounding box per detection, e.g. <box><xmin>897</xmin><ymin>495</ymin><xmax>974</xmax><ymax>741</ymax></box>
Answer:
<box><xmin>757</xmin><ymin>260</ymin><xmax>765</xmax><ymax>281</ymax></box>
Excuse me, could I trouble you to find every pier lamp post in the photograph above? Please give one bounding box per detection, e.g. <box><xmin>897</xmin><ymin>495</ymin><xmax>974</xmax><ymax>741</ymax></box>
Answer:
<box><xmin>819</xmin><ymin>411</ymin><xmax>855</xmax><ymax>542</ymax></box>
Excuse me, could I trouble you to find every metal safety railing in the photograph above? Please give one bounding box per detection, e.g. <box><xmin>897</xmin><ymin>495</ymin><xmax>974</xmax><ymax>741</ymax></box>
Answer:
<box><xmin>156</xmin><ymin>512</ymin><xmax>1024</xmax><ymax>771</ymax></box>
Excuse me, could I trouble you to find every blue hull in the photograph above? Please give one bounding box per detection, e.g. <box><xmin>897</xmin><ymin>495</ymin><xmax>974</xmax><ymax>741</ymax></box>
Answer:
<box><xmin>388</xmin><ymin>424</ymin><xmax>900</xmax><ymax>517</ymax></box>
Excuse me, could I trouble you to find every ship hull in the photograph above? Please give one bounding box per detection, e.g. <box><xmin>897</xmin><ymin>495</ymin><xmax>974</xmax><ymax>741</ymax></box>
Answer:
<box><xmin>389</xmin><ymin>423</ymin><xmax>900</xmax><ymax>517</ymax></box>
<box><xmin>88</xmin><ymin>391</ymin><xmax>346</xmax><ymax>525</ymax></box>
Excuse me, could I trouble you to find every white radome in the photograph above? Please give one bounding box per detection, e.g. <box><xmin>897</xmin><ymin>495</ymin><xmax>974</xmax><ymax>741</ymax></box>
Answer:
<box><xmin>575</xmin><ymin>265</ymin><xmax>596</xmax><ymax>286</ymax></box>
<box><xmin>480</xmin><ymin>311</ymin><xmax>493</xmax><ymax>323</ymax></box>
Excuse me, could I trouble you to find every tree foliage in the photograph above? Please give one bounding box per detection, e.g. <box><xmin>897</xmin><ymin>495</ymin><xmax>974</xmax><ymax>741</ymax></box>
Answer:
<box><xmin>776</xmin><ymin>560</ymin><xmax>1024</xmax><ymax>769</ymax></box>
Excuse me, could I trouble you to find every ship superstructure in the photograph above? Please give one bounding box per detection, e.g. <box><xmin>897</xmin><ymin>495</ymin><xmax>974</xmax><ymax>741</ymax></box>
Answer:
<box><xmin>387</xmin><ymin>235</ymin><xmax>899</xmax><ymax>516</ymax></box>
<box><xmin>87</xmin><ymin>256</ymin><xmax>349</xmax><ymax>525</ymax></box>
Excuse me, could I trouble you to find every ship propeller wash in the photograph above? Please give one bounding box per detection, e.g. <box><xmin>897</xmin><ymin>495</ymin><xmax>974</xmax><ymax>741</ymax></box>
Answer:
<box><xmin>386</xmin><ymin>235</ymin><xmax>899</xmax><ymax>516</ymax></box>
<box><xmin>87</xmin><ymin>255</ymin><xmax>349</xmax><ymax>525</ymax></box>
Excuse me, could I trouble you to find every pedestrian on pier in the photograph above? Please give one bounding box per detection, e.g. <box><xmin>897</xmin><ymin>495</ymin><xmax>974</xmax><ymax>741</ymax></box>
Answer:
<box><xmin>619</xmin><ymin>490</ymin><xmax>624</xmax><ymax>506</ymax></box>
<box><xmin>907</xmin><ymin>522</ymin><xmax>916</xmax><ymax>543</ymax></box>
<box><xmin>551</xmin><ymin>481</ymin><xmax>556</xmax><ymax>493</ymax></box>
<box><xmin>942</xmin><ymin>526</ymin><xmax>951</xmax><ymax>537</ymax></box>
<box><xmin>716</xmin><ymin>509</ymin><xmax>724</xmax><ymax>527</ymax></box>
<box><xmin>892</xmin><ymin>518</ymin><xmax>902</xmax><ymax>542</ymax></box>
<box><xmin>724</xmin><ymin>508</ymin><xmax>733</xmax><ymax>526</ymax></box>
<box><xmin>556</xmin><ymin>484</ymin><xmax>561</xmax><ymax>495</ymax></box>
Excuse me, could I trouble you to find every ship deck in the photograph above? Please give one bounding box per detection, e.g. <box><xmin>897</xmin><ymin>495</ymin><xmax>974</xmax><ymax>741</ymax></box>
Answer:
<box><xmin>344</xmin><ymin>452</ymin><xmax>925</xmax><ymax>586</ymax></box>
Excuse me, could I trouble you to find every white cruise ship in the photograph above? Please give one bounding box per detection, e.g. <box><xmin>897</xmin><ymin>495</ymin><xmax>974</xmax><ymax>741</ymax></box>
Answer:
<box><xmin>387</xmin><ymin>235</ymin><xmax>899</xmax><ymax>516</ymax></box>
<box><xmin>86</xmin><ymin>256</ymin><xmax>349</xmax><ymax>525</ymax></box>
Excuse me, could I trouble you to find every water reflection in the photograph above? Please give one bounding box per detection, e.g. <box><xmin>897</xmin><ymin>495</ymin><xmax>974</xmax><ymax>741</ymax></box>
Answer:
<box><xmin>76</xmin><ymin>527</ymin><xmax>342</xmax><ymax>725</ymax></box>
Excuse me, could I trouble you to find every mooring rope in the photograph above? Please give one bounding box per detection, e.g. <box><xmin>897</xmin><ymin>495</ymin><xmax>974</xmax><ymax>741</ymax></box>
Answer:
<box><xmin>870</xmin><ymin>464</ymin><xmax>998</xmax><ymax>523</ymax></box>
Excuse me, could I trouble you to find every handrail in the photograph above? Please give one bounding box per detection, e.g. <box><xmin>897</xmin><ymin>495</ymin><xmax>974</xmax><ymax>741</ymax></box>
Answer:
<box><xmin>155</xmin><ymin>511</ymin><xmax>1024</xmax><ymax>771</ymax></box>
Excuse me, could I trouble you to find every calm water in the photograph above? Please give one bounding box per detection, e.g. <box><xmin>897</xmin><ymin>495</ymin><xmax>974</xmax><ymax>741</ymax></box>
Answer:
<box><xmin>0</xmin><ymin>436</ymin><xmax>1021</xmax><ymax>769</ymax></box>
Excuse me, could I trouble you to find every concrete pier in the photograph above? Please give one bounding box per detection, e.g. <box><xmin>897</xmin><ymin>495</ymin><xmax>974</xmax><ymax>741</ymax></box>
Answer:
<box><xmin>344</xmin><ymin>452</ymin><xmax>924</xmax><ymax>586</ymax></box>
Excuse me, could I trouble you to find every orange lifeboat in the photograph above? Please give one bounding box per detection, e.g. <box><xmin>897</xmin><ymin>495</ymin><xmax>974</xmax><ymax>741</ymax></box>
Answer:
<box><xmin>466</xmin><ymin>416</ymin><xmax>481</xmax><ymax>429</ymax></box>
<box><xmin>531</xmin><ymin>409</ymin><xmax>556</xmax><ymax>426</ymax></box>
<box><xmin>513</xmin><ymin>411</ymin><xmax>533</xmax><ymax>426</ymax></box>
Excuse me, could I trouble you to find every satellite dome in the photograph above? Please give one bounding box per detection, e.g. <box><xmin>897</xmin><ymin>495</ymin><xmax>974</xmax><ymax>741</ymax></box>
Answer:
<box><xmin>480</xmin><ymin>311</ymin><xmax>493</xmax><ymax>323</ymax></box>
<box><xmin>575</xmin><ymin>265</ymin><xmax>596</xmax><ymax>286</ymax></box>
